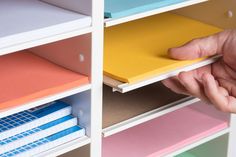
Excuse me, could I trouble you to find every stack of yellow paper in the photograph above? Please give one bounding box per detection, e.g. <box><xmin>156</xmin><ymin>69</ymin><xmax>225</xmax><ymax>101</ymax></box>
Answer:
<box><xmin>104</xmin><ymin>13</ymin><xmax>221</xmax><ymax>83</ymax></box>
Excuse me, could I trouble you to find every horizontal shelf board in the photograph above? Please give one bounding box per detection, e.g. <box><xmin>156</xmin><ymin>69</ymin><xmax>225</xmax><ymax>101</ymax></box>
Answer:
<box><xmin>103</xmin><ymin>96</ymin><xmax>199</xmax><ymax>137</ymax></box>
<box><xmin>0</xmin><ymin>0</ymin><xmax>91</xmax><ymax>55</ymax></box>
<box><xmin>105</xmin><ymin>0</ymin><xmax>207</xmax><ymax>26</ymax></box>
<box><xmin>35</xmin><ymin>136</ymin><xmax>90</xmax><ymax>157</ymax></box>
<box><xmin>0</xmin><ymin>51</ymin><xmax>90</xmax><ymax>117</ymax></box>
<box><xmin>103</xmin><ymin>102</ymin><xmax>229</xmax><ymax>157</ymax></box>
<box><xmin>104</xmin><ymin>13</ymin><xmax>222</xmax><ymax>87</ymax></box>
<box><xmin>0</xmin><ymin>27</ymin><xmax>93</xmax><ymax>57</ymax></box>
<box><xmin>104</xmin><ymin>55</ymin><xmax>220</xmax><ymax>93</ymax></box>
<box><xmin>0</xmin><ymin>84</ymin><xmax>91</xmax><ymax>119</ymax></box>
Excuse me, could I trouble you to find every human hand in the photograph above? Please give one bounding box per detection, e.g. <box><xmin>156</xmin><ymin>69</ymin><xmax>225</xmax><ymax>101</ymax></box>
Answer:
<box><xmin>162</xmin><ymin>30</ymin><xmax>236</xmax><ymax>113</ymax></box>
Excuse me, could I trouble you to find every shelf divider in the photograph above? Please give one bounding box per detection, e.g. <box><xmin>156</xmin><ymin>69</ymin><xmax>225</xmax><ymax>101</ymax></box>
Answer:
<box><xmin>35</xmin><ymin>136</ymin><xmax>91</xmax><ymax>157</ymax></box>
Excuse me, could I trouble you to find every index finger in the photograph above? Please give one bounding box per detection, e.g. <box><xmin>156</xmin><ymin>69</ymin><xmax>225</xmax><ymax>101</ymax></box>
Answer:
<box><xmin>168</xmin><ymin>30</ymin><xmax>232</xmax><ymax>60</ymax></box>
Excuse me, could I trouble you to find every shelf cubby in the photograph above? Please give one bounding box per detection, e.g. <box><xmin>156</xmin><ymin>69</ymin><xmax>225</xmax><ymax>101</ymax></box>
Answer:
<box><xmin>0</xmin><ymin>0</ymin><xmax>92</xmax><ymax>55</ymax></box>
<box><xmin>102</xmin><ymin>83</ymin><xmax>199</xmax><ymax>137</ymax></box>
<box><xmin>103</xmin><ymin>101</ymin><xmax>229</xmax><ymax>157</ymax></box>
<box><xmin>0</xmin><ymin>0</ymin><xmax>103</xmax><ymax>156</ymax></box>
<box><xmin>176</xmin><ymin>134</ymin><xmax>228</xmax><ymax>157</ymax></box>
<box><xmin>30</xmin><ymin>90</ymin><xmax>92</xmax><ymax>156</ymax></box>
<box><xmin>0</xmin><ymin>34</ymin><xmax>91</xmax><ymax>118</ymax></box>
<box><xmin>104</xmin><ymin>13</ymin><xmax>221</xmax><ymax>93</ymax></box>
<box><xmin>0</xmin><ymin>90</ymin><xmax>92</xmax><ymax>157</ymax></box>
<box><xmin>104</xmin><ymin>0</ymin><xmax>207</xmax><ymax>26</ymax></box>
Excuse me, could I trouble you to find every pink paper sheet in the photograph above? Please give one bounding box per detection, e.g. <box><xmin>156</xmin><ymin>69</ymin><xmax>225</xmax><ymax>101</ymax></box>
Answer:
<box><xmin>103</xmin><ymin>102</ymin><xmax>229</xmax><ymax>157</ymax></box>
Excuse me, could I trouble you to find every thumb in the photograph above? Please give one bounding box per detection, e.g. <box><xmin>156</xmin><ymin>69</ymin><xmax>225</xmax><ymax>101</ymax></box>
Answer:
<box><xmin>168</xmin><ymin>30</ymin><xmax>232</xmax><ymax>60</ymax></box>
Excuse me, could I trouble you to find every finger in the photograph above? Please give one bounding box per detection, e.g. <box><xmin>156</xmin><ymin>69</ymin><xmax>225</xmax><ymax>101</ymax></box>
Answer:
<box><xmin>168</xmin><ymin>30</ymin><xmax>232</xmax><ymax>60</ymax></box>
<box><xmin>162</xmin><ymin>77</ymin><xmax>188</xmax><ymax>95</ymax></box>
<box><xmin>218</xmin><ymin>86</ymin><xmax>229</xmax><ymax>97</ymax></box>
<box><xmin>202</xmin><ymin>73</ymin><xmax>236</xmax><ymax>113</ymax></box>
<box><xmin>178</xmin><ymin>71</ymin><xmax>209</xmax><ymax>102</ymax></box>
<box><xmin>218</xmin><ymin>79</ymin><xmax>236</xmax><ymax>97</ymax></box>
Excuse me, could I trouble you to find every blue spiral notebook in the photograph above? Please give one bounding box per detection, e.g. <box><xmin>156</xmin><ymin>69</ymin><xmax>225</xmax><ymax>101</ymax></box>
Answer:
<box><xmin>0</xmin><ymin>126</ymin><xmax>85</xmax><ymax>157</ymax></box>
<box><xmin>0</xmin><ymin>115</ymin><xmax>77</xmax><ymax>154</ymax></box>
<box><xmin>105</xmin><ymin>0</ymin><xmax>188</xmax><ymax>18</ymax></box>
<box><xmin>0</xmin><ymin>101</ymin><xmax>72</xmax><ymax>141</ymax></box>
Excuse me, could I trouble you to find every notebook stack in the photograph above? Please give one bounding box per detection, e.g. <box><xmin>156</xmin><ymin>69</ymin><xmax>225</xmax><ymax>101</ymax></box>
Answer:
<box><xmin>0</xmin><ymin>101</ymin><xmax>85</xmax><ymax>157</ymax></box>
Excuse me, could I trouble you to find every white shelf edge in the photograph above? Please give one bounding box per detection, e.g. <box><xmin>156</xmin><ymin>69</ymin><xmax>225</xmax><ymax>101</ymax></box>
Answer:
<box><xmin>104</xmin><ymin>0</ymin><xmax>208</xmax><ymax>27</ymax></box>
<box><xmin>165</xmin><ymin>128</ymin><xmax>230</xmax><ymax>157</ymax></box>
<box><xmin>113</xmin><ymin>55</ymin><xmax>220</xmax><ymax>93</ymax></box>
<box><xmin>0</xmin><ymin>26</ymin><xmax>93</xmax><ymax>56</ymax></box>
<box><xmin>0</xmin><ymin>84</ymin><xmax>91</xmax><ymax>119</ymax></box>
<box><xmin>35</xmin><ymin>136</ymin><xmax>91</xmax><ymax>157</ymax></box>
<box><xmin>103</xmin><ymin>97</ymin><xmax>200</xmax><ymax>137</ymax></box>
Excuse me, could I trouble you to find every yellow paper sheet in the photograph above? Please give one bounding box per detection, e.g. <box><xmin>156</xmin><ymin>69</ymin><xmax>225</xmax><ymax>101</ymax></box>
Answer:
<box><xmin>104</xmin><ymin>13</ymin><xmax>222</xmax><ymax>83</ymax></box>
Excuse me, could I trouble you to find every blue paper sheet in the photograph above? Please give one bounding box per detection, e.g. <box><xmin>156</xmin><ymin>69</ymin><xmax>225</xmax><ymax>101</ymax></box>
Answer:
<box><xmin>105</xmin><ymin>0</ymin><xmax>188</xmax><ymax>18</ymax></box>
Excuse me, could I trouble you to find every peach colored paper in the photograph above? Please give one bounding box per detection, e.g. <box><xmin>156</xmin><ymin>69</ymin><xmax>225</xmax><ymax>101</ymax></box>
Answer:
<box><xmin>0</xmin><ymin>51</ymin><xmax>89</xmax><ymax>111</ymax></box>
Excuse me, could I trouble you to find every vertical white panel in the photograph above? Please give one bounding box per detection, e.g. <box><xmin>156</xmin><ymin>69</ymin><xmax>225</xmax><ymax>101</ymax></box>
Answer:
<box><xmin>173</xmin><ymin>0</ymin><xmax>236</xmax><ymax>29</ymax></box>
<box><xmin>30</xmin><ymin>34</ymin><xmax>91</xmax><ymax>76</ymax></box>
<box><xmin>228</xmin><ymin>114</ymin><xmax>236</xmax><ymax>157</ymax></box>
<box><xmin>62</xmin><ymin>91</ymin><xmax>92</xmax><ymax>136</ymax></box>
<box><xmin>90</xmin><ymin>0</ymin><xmax>104</xmax><ymax>156</ymax></box>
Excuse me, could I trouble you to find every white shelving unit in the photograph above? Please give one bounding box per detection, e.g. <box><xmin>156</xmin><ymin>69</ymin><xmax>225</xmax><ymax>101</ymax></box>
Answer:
<box><xmin>1</xmin><ymin>0</ymin><xmax>236</xmax><ymax>157</ymax></box>
<box><xmin>102</xmin><ymin>0</ymin><xmax>236</xmax><ymax>157</ymax></box>
<box><xmin>0</xmin><ymin>0</ymin><xmax>103</xmax><ymax>156</ymax></box>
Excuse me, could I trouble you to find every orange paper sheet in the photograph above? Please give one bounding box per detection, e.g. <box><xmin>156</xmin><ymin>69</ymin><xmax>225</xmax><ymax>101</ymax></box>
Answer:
<box><xmin>0</xmin><ymin>51</ymin><xmax>89</xmax><ymax>111</ymax></box>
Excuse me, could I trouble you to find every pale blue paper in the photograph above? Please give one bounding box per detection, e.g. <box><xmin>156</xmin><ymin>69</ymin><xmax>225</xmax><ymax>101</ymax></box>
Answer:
<box><xmin>105</xmin><ymin>0</ymin><xmax>188</xmax><ymax>18</ymax></box>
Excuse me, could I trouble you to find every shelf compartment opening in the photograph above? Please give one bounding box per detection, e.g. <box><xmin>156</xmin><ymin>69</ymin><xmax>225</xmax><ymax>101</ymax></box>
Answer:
<box><xmin>104</xmin><ymin>13</ymin><xmax>222</xmax><ymax>92</ymax></box>
<box><xmin>176</xmin><ymin>134</ymin><xmax>228</xmax><ymax>157</ymax></box>
<box><xmin>104</xmin><ymin>0</ymin><xmax>208</xmax><ymax>26</ymax></box>
<box><xmin>103</xmin><ymin>83</ymin><xmax>186</xmax><ymax>128</ymax></box>
<box><xmin>103</xmin><ymin>101</ymin><xmax>229</xmax><ymax>157</ymax></box>
<box><xmin>0</xmin><ymin>51</ymin><xmax>89</xmax><ymax>112</ymax></box>
<box><xmin>0</xmin><ymin>0</ymin><xmax>91</xmax><ymax>55</ymax></box>
<box><xmin>105</xmin><ymin>0</ymin><xmax>207</xmax><ymax>18</ymax></box>
<box><xmin>35</xmin><ymin>90</ymin><xmax>92</xmax><ymax>157</ymax></box>
<box><xmin>102</xmin><ymin>83</ymin><xmax>200</xmax><ymax>137</ymax></box>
